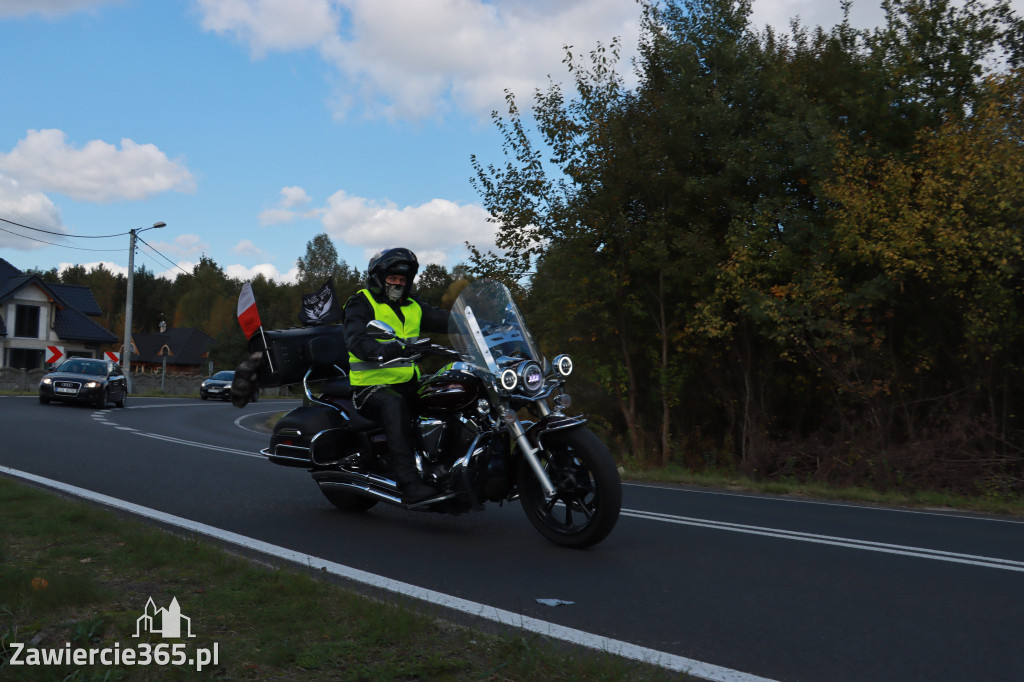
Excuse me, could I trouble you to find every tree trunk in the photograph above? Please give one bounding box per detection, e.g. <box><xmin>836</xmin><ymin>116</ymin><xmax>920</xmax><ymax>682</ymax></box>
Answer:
<box><xmin>618</xmin><ymin>326</ymin><xmax>645</xmax><ymax>459</ymax></box>
<box><xmin>659</xmin><ymin>269</ymin><xmax>671</xmax><ymax>466</ymax></box>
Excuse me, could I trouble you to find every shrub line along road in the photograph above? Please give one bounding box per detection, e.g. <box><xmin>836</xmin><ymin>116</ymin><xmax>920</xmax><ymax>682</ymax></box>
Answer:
<box><xmin>2</xmin><ymin>396</ymin><xmax>1022</xmax><ymax>681</ymax></box>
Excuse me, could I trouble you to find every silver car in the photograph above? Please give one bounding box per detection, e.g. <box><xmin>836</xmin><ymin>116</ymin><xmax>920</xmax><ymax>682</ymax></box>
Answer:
<box><xmin>201</xmin><ymin>370</ymin><xmax>258</xmax><ymax>402</ymax></box>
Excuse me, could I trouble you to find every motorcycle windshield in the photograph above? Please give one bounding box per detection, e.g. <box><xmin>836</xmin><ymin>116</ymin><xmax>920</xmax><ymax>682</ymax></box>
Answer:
<box><xmin>448</xmin><ymin>279</ymin><xmax>543</xmax><ymax>375</ymax></box>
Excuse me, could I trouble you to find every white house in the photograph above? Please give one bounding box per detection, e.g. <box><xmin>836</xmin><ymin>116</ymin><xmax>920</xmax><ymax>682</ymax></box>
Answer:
<box><xmin>0</xmin><ymin>258</ymin><xmax>118</xmax><ymax>369</ymax></box>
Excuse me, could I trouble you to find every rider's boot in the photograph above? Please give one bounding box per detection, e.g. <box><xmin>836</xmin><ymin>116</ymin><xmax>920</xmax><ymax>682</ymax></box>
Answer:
<box><xmin>392</xmin><ymin>456</ymin><xmax>440</xmax><ymax>504</ymax></box>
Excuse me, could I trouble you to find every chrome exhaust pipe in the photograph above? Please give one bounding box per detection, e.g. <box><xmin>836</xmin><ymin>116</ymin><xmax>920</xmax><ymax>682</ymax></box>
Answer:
<box><xmin>317</xmin><ymin>479</ymin><xmax>403</xmax><ymax>504</ymax></box>
<box><xmin>314</xmin><ymin>469</ymin><xmax>457</xmax><ymax>508</ymax></box>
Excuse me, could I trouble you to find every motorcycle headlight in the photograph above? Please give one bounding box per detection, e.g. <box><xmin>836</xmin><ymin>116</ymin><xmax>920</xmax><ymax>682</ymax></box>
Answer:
<box><xmin>517</xmin><ymin>361</ymin><xmax>544</xmax><ymax>393</ymax></box>
<box><xmin>499</xmin><ymin>368</ymin><xmax>518</xmax><ymax>391</ymax></box>
<box><xmin>552</xmin><ymin>354</ymin><xmax>573</xmax><ymax>377</ymax></box>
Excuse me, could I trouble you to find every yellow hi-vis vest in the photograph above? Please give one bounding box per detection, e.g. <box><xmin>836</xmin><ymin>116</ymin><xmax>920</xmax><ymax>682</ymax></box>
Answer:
<box><xmin>348</xmin><ymin>289</ymin><xmax>423</xmax><ymax>386</ymax></box>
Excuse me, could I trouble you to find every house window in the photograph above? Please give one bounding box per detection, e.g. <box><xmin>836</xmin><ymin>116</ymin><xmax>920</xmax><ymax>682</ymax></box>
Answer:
<box><xmin>14</xmin><ymin>305</ymin><xmax>41</xmax><ymax>338</ymax></box>
<box><xmin>8</xmin><ymin>348</ymin><xmax>44</xmax><ymax>370</ymax></box>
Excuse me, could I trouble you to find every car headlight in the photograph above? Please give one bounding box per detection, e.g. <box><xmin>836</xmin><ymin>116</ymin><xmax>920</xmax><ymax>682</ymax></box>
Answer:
<box><xmin>84</xmin><ymin>381</ymin><xmax>100</xmax><ymax>388</ymax></box>
<box><xmin>41</xmin><ymin>377</ymin><xmax>52</xmax><ymax>385</ymax></box>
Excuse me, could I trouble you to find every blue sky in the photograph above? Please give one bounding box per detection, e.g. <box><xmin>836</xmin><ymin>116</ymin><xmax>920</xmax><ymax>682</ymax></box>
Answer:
<box><xmin>1</xmin><ymin>0</ymin><xmax>1012</xmax><ymax>284</ymax></box>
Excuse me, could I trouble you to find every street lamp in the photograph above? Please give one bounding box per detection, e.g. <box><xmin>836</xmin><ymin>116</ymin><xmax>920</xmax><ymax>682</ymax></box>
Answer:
<box><xmin>122</xmin><ymin>221</ymin><xmax>166</xmax><ymax>392</ymax></box>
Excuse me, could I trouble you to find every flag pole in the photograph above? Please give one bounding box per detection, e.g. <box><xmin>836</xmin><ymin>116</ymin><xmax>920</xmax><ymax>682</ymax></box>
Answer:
<box><xmin>258</xmin><ymin>325</ymin><xmax>275</xmax><ymax>374</ymax></box>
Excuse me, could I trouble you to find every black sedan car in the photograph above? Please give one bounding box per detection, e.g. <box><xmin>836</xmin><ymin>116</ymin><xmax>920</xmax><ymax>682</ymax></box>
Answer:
<box><xmin>39</xmin><ymin>358</ymin><xmax>128</xmax><ymax>408</ymax></box>
<box><xmin>200</xmin><ymin>370</ymin><xmax>258</xmax><ymax>402</ymax></box>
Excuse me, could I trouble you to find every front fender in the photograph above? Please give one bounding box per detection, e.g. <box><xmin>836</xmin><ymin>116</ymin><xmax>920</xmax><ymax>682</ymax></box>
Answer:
<box><xmin>524</xmin><ymin>414</ymin><xmax>587</xmax><ymax>451</ymax></box>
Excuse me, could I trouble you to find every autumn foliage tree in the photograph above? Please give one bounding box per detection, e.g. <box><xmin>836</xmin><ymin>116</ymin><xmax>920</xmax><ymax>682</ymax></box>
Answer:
<box><xmin>471</xmin><ymin>0</ymin><xmax>1024</xmax><ymax>495</ymax></box>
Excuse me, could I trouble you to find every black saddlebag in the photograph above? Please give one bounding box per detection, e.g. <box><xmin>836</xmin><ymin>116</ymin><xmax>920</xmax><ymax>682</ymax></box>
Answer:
<box><xmin>249</xmin><ymin>325</ymin><xmax>349</xmax><ymax>387</ymax></box>
<box><xmin>265</xmin><ymin>403</ymin><xmax>351</xmax><ymax>467</ymax></box>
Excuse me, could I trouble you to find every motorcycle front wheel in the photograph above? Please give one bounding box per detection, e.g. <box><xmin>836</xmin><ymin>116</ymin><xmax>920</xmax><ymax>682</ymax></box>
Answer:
<box><xmin>517</xmin><ymin>426</ymin><xmax>621</xmax><ymax>549</ymax></box>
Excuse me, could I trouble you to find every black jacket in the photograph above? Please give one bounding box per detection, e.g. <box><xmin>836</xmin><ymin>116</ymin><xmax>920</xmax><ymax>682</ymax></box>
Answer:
<box><xmin>343</xmin><ymin>289</ymin><xmax>450</xmax><ymax>362</ymax></box>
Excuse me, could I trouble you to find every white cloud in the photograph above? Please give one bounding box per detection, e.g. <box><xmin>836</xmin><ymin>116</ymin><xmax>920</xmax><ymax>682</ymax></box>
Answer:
<box><xmin>279</xmin><ymin>185</ymin><xmax>312</xmax><ymax>208</ymax></box>
<box><xmin>225</xmin><ymin>262</ymin><xmax>300</xmax><ymax>284</ymax></box>
<box><xmin>259</xmin><ymin>185</ymin><xmax>322</xmax><ymax>225</ymax></box>
<box><xmin>147</xmin><ymin>233</ymin><xmax>209</xmax><ymax>258</ymax></box>
<box><xmin>750</xmin><ymin>0</ymin><xmax>1024</xmax><ymax>33</ymax></box>
<box><xmin>749</xmin><ymin>0</ymin><xmax>884</xmax><ymax>32</ymax></box>
<box><xmin>0</xmin><ymin>129</ymin><xmax>195</xmax><ymax>203</ymax></box>
<box><xmin>0</xmin><ymin>0</ymin><xmax>120</xmax><ymax>18</ymax></box>
<box><xmin>195</xmin><ymin>0</ymin><xmax>640</xmax><ymax>120</ymax></box>
<box><xmin>320</xmin><ymin>190</ymin><xmax>494</xmax><ymax>266</ymax></box>
<box><xmin>232</xmin><ymin>238</ymin><xmax>267</xmax><ymax>259</ymax></box>
<box><xmin>59</xmin><ymin>260</ymin><xmax>128</xmax><ymax>277</ymax></box>
<box><xmin>321</xmin><ymin>0</ymin><xmax>641</xmax><ymax>119</ymax></box>
<box><xmin>196</xmin><ymin>0</ymin><xmax>1024</xmax><ymax>122</ymax></box>
<box><xmin>196</xmin><ymin>0</ymin><xmax>339</xmax><ymax>56</ymax></box>
<box><xmin>258</xmin><ymin>207</ymin><xmax>298</xmax><ymax>226</ymax></box>
<box><xmin>0</xmin><ymin>175</ymin><xmax>64</xmax><ymax>250</ymax></box>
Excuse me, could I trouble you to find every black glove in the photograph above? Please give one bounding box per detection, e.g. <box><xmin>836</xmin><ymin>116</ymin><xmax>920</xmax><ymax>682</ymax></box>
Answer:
<box><xmin>231</xmin><ymin>351</ymin><xmax>263</xmax><ymax>408</ymax></box>
<box><xmin>378</xmin><ymin>342</ymin><xmax>404</xmax><ymax>361</ymax></box>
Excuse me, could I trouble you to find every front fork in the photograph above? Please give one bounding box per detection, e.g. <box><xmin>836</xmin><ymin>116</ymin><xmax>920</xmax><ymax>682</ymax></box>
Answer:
<box><xmin>501</xmin><ymin>404</ymin><xmax>557</xmax><ymax>499</ymax></box>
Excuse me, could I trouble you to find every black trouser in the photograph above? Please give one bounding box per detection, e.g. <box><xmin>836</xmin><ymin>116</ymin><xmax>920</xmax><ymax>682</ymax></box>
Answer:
<box><xmin>355</xmin><ymin>382</ymin><xmax>420</xmax><ymax>485</ymax></box>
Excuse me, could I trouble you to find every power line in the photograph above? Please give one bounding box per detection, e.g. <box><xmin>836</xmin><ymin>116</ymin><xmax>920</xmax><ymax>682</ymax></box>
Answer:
<box><xmin>135</xmin><ymin>235</ymin><xmax>193</xmax><ymax>278</ymax></box>
<box><xmin>0</xmin><ymin>224</ymin><xmax>127</xmax><ymax>252</ymax></box>
<box><xmin>0</xmin><ymin>216</ymin><xmax>130</xmax><ymax>238</ymax></box>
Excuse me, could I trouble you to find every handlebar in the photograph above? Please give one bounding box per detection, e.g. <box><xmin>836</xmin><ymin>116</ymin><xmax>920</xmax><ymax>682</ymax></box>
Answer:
<box><xmin>379</xmin><ymin>341</ymin><xmax>459</xmax><ymax>366</ymax></box>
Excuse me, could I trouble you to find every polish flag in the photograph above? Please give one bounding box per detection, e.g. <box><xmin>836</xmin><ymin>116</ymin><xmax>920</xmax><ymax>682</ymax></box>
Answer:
<box><xmin>237</xmin><ymin>282</ymin><xmax>262</xmax><ymax>339</ymax></box>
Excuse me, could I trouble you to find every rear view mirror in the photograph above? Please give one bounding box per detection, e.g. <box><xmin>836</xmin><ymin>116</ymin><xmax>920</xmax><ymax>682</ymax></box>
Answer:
<box><xmin>366</xmin><ymin>320</ymin><xmax>396</xmax><ymax>339</ymax></box>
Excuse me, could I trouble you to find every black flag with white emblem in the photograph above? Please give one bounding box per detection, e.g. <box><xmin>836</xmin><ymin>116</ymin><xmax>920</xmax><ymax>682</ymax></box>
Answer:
<box><xmin>299</xmin><ymin>278</ymin><xmax>343</xmax><ymax>326</ymax></box>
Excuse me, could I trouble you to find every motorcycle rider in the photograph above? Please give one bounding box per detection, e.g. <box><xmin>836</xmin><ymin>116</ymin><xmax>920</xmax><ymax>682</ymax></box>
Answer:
<box><xmin>343</xmin><ymin>247</ymin><xmax>450</xmax><ymax>504</ymax></box>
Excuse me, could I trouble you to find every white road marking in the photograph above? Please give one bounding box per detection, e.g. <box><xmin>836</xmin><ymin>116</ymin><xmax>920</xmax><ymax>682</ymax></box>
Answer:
<box><xmin>0</xmin><ymin>465</ymin><xmax>776</xmax><ymax>682</ymax></box>
<box><xmin>89</xmin><ymin>401</ymin><xmax>267</xmax><ymax>459</ymax></box>
<box><xmin>91</xmin><ymin>403</ymin><xmax>1021</xmax><ymax>573</ymax></box>
<box><xmin>623</xmin><ymin>481</ymin><xmax>1024</xmax><ymax>524</ymax></box>
<box><xmin>622</xmin><ymin>509</ymin><xmax>1024</xmax><ymax>572</ymax></box>
<box><xmin>233</xmin><ymin>409</ymin><xmax>290</xmax><ymax>436</ymax></box>
<box><xmin>132</xmin><ymin>431</ymin><xmax>263</xmax><ymax>459</ymax></box>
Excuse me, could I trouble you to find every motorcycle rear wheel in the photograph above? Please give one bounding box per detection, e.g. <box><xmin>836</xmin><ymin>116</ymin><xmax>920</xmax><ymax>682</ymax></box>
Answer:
<box><xmin>517</xmin><ymin>426</ymin><xmax>621</xmax><ymax>549</ymax></box>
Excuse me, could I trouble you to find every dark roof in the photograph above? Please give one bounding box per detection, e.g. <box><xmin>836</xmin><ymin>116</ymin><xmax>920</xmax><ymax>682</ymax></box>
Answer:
<box><xmin>0</xmin><ymin>274</ymin><xmax>37</xmax><ymax>303</ymax></box>
<box><xmin>54</xmin><ymin>308</ymin><xmax>118</xmax><ymax>343</ymax></box>
<box><xmin>131</xmin><ymin>328</ymin><xmax>215</xmax><ymax>367</ymax></box>
<box><xmin>50</xmin><ymin>283</ymin><xmax>103</xmax><ymax>316</ymax></box>
<box><xmin>0</xmin><ymin>258</ymin><xmax>20</xmax><ymax>280</ymax></box>
<box><xmin>0</xmin><ymin>259</ymin><xmax>63</xmax><ymax>307</ymax></box>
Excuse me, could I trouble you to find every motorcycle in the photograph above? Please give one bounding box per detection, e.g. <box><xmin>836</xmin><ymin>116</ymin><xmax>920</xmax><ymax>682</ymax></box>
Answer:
<box><xmin>235</xmin><ymin>279</ymin><xmax>621</xmax><ymax>548</ymax></box>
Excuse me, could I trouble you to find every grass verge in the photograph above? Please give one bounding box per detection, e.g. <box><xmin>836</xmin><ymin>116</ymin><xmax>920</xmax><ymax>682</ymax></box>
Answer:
<box><xmin>0</xmin><ymin>477</ymin><xmax>683</xmax><ymax>681</ymax></box>
<box><xmin>621</xmin><ymin>465</ymin><xmax>1024</xmax><ymax>516</ymax></box>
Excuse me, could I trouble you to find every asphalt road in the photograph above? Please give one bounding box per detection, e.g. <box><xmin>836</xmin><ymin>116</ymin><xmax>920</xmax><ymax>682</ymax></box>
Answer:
<box><xmin>2</xmin><ymin>395</ymin><xmax>1022</xmax><ymax>681</ymax></box>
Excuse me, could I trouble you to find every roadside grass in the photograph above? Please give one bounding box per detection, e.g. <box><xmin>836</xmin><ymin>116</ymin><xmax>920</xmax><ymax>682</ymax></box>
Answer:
<box><xmin>0</xmin><ymin>477</ymin><xmax>683</xmax><ymax>681</ymax></box>
<box><xmin>621</xmin><ymin>464</ymin><xmax>1024</xmax><ymax>516</ymax></box>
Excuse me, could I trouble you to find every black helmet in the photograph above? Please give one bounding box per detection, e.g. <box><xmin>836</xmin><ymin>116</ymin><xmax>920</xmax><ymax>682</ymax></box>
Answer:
<box><xmin>367</xmin><ymin>247</ymin><xmax>419</xmax><ymax>303</ymax></box>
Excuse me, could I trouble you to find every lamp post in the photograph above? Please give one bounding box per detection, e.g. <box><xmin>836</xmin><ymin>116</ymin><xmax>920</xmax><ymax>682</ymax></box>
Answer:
<box><xmin>159</xmin><ymin>313</ymin><xmax>167</xmax><ymax>392</ymax></box>
<box><xmin>123</xmin><ymin>221</ymin><xmax>166</xmax><ymax>392</ymax></box>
